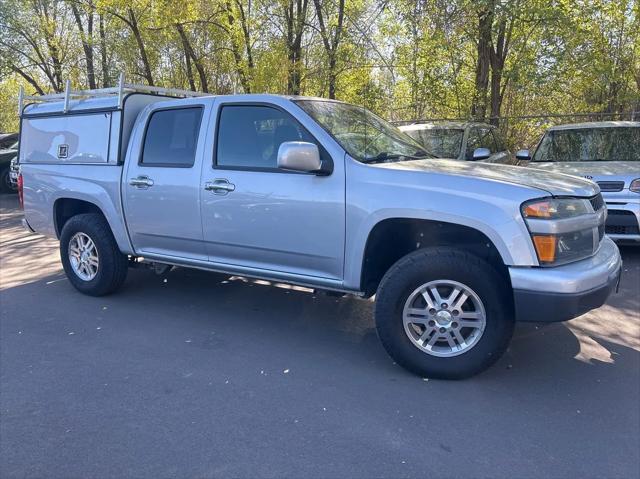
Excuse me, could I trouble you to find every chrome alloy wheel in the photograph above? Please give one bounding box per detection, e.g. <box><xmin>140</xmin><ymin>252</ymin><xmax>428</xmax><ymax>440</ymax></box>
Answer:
<box><xmin>68</xmin><ymin>232</ymin><xmax>99</xmax><ymax>281</ymax></box>
<box><xmin>402</xmin><ymin>280</ymin><xmax>486</xmax><ymax>357</ymax></box>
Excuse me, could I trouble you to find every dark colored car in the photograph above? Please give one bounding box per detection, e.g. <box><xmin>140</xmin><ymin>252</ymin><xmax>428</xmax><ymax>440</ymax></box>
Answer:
<box><xmin>0</xmin><ymin>139</ymin><xmax>19</xmax><ymax>193</ymax></box>
<box><xmin>0</xmin><ymin>133</ymin><xmax>18</xmax><ymax>149</ymax></box>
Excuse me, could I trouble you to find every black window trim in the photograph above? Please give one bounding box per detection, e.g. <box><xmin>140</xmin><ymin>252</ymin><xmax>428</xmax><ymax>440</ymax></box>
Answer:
<box><xmin>212</xmin><ymin>101</ymin><xmax>333</xmax><ymax>175</ymax></box>
<box><xmin>139</xmin><ymin>105</ymin><xmax>204</xmax><ymax>168</ymax></box>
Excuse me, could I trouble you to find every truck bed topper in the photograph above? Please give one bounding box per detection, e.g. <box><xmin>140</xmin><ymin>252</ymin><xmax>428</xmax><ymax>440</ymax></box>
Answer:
<box><xmin>18</xmin><ymin>74</ymin><xmax>210</xmax><ymax>165</ymax></box>
<box><xmin>18</xmin><ymin>72</ymin><xmax>210</xmax><ymax>116</ymax></box>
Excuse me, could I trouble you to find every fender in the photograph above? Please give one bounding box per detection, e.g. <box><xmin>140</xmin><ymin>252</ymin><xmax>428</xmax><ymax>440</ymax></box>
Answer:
<box><xmin>22</xmin><ymin>163</ymin><xmax>134</xmax><ymax>255</ymax></box>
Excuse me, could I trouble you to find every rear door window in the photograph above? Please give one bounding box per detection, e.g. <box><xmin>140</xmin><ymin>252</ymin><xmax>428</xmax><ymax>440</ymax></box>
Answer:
<box><xmin>141</xmin><ymin>107</ymin><xmax>203</xmax><ymax>167</ymax></box>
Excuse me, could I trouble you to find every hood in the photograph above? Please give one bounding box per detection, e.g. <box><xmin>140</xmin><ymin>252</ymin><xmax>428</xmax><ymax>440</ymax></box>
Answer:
<box><xmin>525</xmin><ymin>161</ymin><xmax>639</xmax><ymax>186</ymax></box>
<box><xmin>376</xmin><ymin>159</ymin><xmax>599</xmax><ymax>197</ymax></box>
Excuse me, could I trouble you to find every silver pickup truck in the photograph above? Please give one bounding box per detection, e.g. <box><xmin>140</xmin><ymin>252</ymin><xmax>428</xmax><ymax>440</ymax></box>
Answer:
<box><xmin>17</xmin><ymin>81</ymin><xmax>622</xmax><ymax>379</ymax></box>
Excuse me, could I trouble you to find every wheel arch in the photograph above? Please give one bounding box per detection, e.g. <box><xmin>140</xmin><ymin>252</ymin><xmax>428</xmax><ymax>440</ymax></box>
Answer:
<box><xmin>356</xmin><ymin>216</ymin><xmax>513</xmax><ymax>297</ymax></box>
<box><xmin>52</xmin><ymin>196</ymin><xmax>132</xmax><ymax>254</ymax></box>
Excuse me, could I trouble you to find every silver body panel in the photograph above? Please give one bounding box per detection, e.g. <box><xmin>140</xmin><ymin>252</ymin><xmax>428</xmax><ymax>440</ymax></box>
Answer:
<box><xmin>509</xmin><ymin>237</ymin><xmax>621</xmax><ymax>294</ymax></box>
<box><xmin>122</xmin><ymin>97</ymin><xmax>211</xmax><ymax>261</ymax></box>
<box><xmin>19</xmin><ymin>93</ymin><xmax>619</xmax><ymax>296</ymax></box>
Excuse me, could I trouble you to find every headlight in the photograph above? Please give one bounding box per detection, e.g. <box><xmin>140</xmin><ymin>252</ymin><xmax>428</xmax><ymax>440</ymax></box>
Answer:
<box><xmin>630</xmin><ymin>178</ymin><xmax>640</xmax><ymax>193</ymax></box>
<box><xmin>521</xmin><ymin>198</ymin><xmax>602</xmax><ymax>266</ymax></box>
<box><xmin>522</xmin><ymin>198</ymin><xmax>591</xmax><ymax>219</ymax></box>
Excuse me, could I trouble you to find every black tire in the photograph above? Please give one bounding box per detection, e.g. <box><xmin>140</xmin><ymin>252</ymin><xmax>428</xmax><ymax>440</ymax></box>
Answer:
<box><xmin>0</xmin><ymin>167</ymin><xmax>16</xmax><ymax>194</ymax></box>
<box><xmin>375</xmin><ymin>247</ymin><xmax>514</xmax><ymax>379</ymax></box>
<box><xmin>60</xmin><ymin>213</ymin><xmax>128</xmax><ymax>296</ymax></box>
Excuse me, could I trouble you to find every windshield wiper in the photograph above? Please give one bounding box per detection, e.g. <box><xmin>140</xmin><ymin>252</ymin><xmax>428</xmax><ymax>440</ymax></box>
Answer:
<box><xmin>364</xmin><ymin>151</ymin><xmax>431</xmax><ymax>164</ymax></box>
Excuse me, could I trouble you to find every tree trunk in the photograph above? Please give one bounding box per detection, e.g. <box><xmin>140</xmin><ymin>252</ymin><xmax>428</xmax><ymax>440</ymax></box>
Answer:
<box><xmin>99</xmin><ymin>14</ymin><xmax>110</xmax><ymax>87</ymax></box>
<box><xmin>312</xmin><ymin>0</ymin><xmax>344</xmax><ymax>99</ymax></box>
<box><xmin>489</xmin><ymin>61</ymin><xmax>502</xmax><ymax>125</ymax></box>
<box><xmin>328</xmin><ymin>54</ymin><xmax>337</xmax><ymax>99</ymax></box>
<box><xmin>128</xmin><ymin>9</ymin><xmax>154</xmax><ymax>86</ymax></box>
<box><xmin>285</xmin><ymin>0</ymin><xmax>308</xmax><ymax>95</ymax></box>
<box><xmin>70</xmin><ymin>3</ymin><xmax>97</xmax><ymax>89</ymax></box>
<box><xmin>238</xmin><ymin>0</ymin><xmax>255</xmax><ymax>77</ymax></box>
<box><xmin>224</xmin><ymin>2</ymin><xmax>251</xmax><ymax>93</ymax></box>
<box><xmin>38</xmin><ymin>1</ymin><xmax>64</xmax><ymax>91</ymax></box>
<box><xmin>176</xmin><ymin>24</ymin><xmax>196</xmax><ymax>91</ymax></box>
<box><xmin>176</xmin><ymin>23</ymin><xmax>209</xmax><ymax>93</ymax></box>
<box><xmin>471</xmin><ymin>2</ymin><xmax>494</xmax><ymax>120</ymax></box>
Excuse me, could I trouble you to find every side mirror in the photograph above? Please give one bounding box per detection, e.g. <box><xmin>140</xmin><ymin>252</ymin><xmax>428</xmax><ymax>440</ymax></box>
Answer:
<box><xmin>472</xmin><ymin>147</ymin><xmax>491</xmax><ymax>161</ymax></box>
<box><xmin>515</xmin><ymin>149</ymin><xmax>531</xmax><ymax>161</ymax></box>
<box><xmin>277</xmin><ymin>141</ymin><xmax>323</xmax><ymax>173</ymax></box>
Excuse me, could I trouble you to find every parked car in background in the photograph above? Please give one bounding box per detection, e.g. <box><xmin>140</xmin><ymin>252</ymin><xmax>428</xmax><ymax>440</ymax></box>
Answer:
<box><xmin>398</xmin><ymin>122</ymin><xmax>513</xmax><ymax>164</ymax></box>
<box><xmin>0</xmin><ymin>140</ymin><xmax>19</xmax><ymax>193</ymax></box>
<box><xmin>9</xmin><ymin>156</ymin><xmax>19</xmax><ymax>189</ymax></box>
<box><xmin>0</xmin><ymin>132</ymin><xmax>18</xmax><ymax>149</ymax></box>
<box><xmin>518</xmin><ymin>121</ymin><xmax>640</xmax><ymax>244</ymax></box>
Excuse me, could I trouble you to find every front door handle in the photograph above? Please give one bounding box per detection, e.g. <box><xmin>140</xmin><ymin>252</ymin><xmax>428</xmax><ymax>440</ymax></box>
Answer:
<box><xmin>204</xmin><ymin>179</ymin><xmax>235</xmax><ymax>194</ymax></box>
<box><xmin>129</xmin><ymin>175</ymin><xmax>154</xmax><ymax>188</ymax></box>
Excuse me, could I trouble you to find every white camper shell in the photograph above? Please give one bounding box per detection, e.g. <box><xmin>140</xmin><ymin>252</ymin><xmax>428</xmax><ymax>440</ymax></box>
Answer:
<box><xmin>18</xmin><ymin>76</ymin><xmax>209</xmax><ymax>166</ymax></box>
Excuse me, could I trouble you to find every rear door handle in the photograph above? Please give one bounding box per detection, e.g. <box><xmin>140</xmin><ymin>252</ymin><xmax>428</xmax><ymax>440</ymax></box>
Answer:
<box><xmin>205</xmin><ymin>179</ymin><xmax>235</xmax><ymax>194</ymax></box>
<box><xmin>129</xmin><ymin>175</ymin><xmax>154</xmax><ymax>188</ymax></box>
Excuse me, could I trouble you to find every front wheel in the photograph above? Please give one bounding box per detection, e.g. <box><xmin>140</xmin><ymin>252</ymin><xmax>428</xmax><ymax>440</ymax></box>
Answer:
<box><xmin>375</xmin><ymin>247</ymin><xmax>514</xmax><ymax>379</ymax></box>
<box><xmin>60</xmin><ymin>213</ymin><xmax>128</xmax><ymax>296</ymax></box>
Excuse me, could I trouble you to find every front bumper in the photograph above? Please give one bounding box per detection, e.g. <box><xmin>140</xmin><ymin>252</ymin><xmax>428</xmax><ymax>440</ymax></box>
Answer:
<box><xmin>509</xmin><ymin>237</ymin><xmax>622</xmax><ymax>322</ymax></box>
<box><xmin>605</xmin><ymin>199</ymin><xmax>640</xmax><ymax>243</ymax></box>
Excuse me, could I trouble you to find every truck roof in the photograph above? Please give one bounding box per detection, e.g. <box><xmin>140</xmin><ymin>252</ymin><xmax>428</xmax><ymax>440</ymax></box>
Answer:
<box><xmin>21</xmin><ymin>92</ymin><xmax>344</xmax><ymax>117</ymax></box>
<box><xmin>548</xmin><ymin>121</ymin><xmax>640</xmax><ymax>131</ymax></box>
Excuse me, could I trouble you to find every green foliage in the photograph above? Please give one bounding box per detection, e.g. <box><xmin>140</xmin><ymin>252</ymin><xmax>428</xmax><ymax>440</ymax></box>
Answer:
<box><xmin>0</xmin><ymin>0</ymin><xmax>637</xmax><ymax>142</ymax></box>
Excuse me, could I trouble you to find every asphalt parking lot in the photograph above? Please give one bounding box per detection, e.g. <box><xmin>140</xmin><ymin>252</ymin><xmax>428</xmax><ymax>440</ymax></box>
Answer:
<box><xmin>1</xmin><ymin>193</ymin><xmax>639</xmax><ymax>479</ymax></box>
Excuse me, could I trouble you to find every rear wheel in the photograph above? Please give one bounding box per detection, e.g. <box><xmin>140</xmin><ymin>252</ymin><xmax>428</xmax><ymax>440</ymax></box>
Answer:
<box><xmin>375</xmin><ymin>247</ymin><xmax>514</xmax><ymax>379</ymax></box>
<box><xmin>60</xmin><ymin>213</ymin><xmax>128</xmax><ymax>296</ymax></box>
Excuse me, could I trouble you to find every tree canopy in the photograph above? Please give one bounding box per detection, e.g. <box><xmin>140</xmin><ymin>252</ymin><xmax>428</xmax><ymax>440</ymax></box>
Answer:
<box><xmin>1</xmin><ymin>0</ymin><xmax>638</xmax><ymax>146</ymax></box>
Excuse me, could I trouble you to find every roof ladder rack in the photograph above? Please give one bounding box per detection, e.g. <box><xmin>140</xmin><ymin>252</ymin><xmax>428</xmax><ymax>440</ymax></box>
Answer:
<box><xmin>18</xmin><ymin>72</ymin><xmax>210</xmax><ymax>115</ymax></box>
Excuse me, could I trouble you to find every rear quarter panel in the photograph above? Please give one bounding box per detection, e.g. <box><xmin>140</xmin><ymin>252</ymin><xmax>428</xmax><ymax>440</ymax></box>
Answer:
<box><xmin>21</xmin><ymin>163</ymin><xmax>133</xmax><ymax>254</ymax></box>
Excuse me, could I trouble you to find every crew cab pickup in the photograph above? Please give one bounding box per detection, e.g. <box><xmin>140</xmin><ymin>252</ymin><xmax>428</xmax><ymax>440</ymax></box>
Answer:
<box><xmin>17</xmin><ymin>80</ymin><xmax>622</xmax><ymax>379</ymax></box>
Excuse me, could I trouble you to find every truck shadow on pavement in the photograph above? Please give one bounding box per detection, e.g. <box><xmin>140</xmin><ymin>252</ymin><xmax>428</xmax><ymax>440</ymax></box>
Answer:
<box><xmin>3</xmin><ymin>263</ymin><xmax>638</xmax><ymax>384</ymax></box>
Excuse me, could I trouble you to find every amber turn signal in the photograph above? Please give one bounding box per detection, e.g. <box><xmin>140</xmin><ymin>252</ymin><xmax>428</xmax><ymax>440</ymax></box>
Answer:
<box><xmin>523</xmin><ymin>201</ymin><xmax>552</xmax><ymax>218</ymax></box>
<box><xmin>532</xmin><ymin>235</ymin><xmax>557</xmax><ymax>263</ymax></box>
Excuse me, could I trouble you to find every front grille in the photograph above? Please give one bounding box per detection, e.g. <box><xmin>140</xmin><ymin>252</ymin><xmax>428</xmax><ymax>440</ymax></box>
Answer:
<box><xmin>605</xmin><ymin>209</ymin><xmax>640</xmax><ymax>236</ymax></box>
<box><xmin>606</xmin><ymin>224</ymin><xmax>640</xmax><ymax>235</ymax></box>
<box><xmin>608</xmin><ymin>210</ymin><xmax>636</xmax><ymax>217</ymax></box>
<box><xmin>589</xmin><ymin>193</ymin><xmax>605</xmax><ymax>212</ymax></box>
<box><xmin>596</xmin><ymin>181</ymin><xmax>625</xmax><ymax>192</ymax></box>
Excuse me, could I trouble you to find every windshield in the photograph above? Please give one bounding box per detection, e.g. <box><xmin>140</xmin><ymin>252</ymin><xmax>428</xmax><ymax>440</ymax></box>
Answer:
<box><xmin>294</xmin><ymin>100</ymin><xmax>433</xmax><ymax>163</ymax></box>
<box><xmin>532</xmin><ymin>127</ymin><xmax>639</xmax><ymax>162</ymax></box>
<box><xmin>403</xmin><ymin>128</ymin><xmax>464</xmax><ymax>158</ymax></box>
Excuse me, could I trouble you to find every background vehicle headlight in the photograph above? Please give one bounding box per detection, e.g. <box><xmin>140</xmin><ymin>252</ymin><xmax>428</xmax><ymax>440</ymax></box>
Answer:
<box><xmin>630</xmin><ymin>178</ymin><xmax>640</xmax><ymax>193</ymax></box>
<box><xmin>522</xmin><ymin>198</ymin><xmax>600</xmax><ymax>266</ymax></box>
